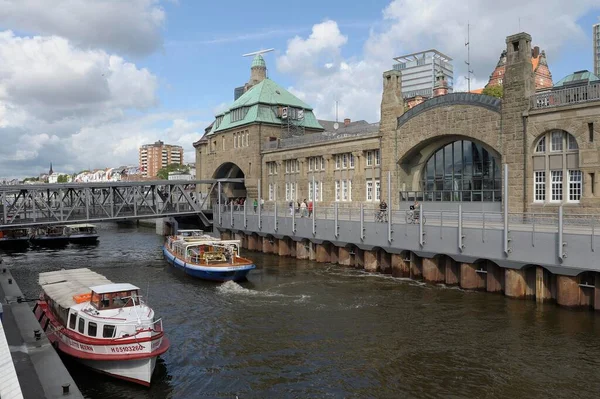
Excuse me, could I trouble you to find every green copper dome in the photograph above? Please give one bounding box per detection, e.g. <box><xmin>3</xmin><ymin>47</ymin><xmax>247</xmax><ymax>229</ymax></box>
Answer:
<box><xmin>252</xmin><ymin>54</ymin><xmax>266</xmax><ymax>68</ymax></box>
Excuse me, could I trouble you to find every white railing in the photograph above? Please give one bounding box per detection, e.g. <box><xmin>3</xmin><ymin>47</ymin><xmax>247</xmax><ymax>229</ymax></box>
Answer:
<box><xmin>530</xmin><ymin>83</ymin><xmax>600</xmax><ymax>110</ymax></box>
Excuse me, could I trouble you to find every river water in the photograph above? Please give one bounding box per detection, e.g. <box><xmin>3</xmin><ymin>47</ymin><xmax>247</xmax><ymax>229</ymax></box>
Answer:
<box><xmin>3</xmin><ymin>223</ymin><xmax>600</xmax><ymax>399</ymax></box>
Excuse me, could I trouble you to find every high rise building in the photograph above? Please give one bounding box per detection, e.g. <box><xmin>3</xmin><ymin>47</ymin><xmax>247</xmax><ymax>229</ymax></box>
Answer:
<box><xmin>392</xmin><ymin>50</ymin><xmax>454</xmax><ymax>99</ymax></box>
<box><xmin>139</xmin><ymin>140</ymin><xmax>184</xmax><ymax>178</ymax></box>
<box><xmin>594</xmin><ymin>22</ymin><xmax>600</xmax><ymax>77</ymax></box>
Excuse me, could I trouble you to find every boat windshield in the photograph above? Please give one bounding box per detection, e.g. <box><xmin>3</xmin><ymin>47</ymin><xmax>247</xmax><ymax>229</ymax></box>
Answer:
<box><xmin>90</xmin><ymin>290</ymin><xmax>140</xmax><ymax>310</ymax></box>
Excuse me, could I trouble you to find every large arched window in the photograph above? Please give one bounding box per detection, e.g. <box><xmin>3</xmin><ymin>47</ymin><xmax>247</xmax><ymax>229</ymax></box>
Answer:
<box><xmin>533</xmin><ymin>130</ymin><xmax>581</xmax><ymax>203</ymax></box>
<box><xmin>422</xmin><ymin>140</ymin><xmax>501</xmax><ymax>202</ymax></box>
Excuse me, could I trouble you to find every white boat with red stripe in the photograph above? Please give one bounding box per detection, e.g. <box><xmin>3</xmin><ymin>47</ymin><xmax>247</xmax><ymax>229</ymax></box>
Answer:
<box><xmin>34</xmin><ymin>268</ymin><xmax>169</xmax><ymax>386</ymax></box>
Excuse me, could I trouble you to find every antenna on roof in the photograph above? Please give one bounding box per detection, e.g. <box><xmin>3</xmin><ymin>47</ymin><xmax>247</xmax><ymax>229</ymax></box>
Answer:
<box><xmin>242</xmin><ymin>48</ymin><xmax>274</xmax><ymax>57</ymax></box>
<box><xmin>464</xmin><ymin>22</ymin><xmax>474</xmax><ymax>93</ymax></box>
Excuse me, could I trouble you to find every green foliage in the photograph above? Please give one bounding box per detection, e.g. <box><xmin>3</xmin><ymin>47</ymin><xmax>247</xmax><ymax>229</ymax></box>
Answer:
<box><xmin>156</xmin><ymin>163</ymin><xmax>187</xmax><ymax>180</ymax></box>
<box><xmin>482</xmin><ymin>85</ymin><xmax>503</xmax><ymax>98</ymax></box>
<box><xmin>57</xmin><ymin>174</ymin><xmax>69</xmax><ymax>183</ymax></box>
<box><xmin>23</xmin><ymin>176</ymin><xmax>40</xmax><ymax>182</ymax></box>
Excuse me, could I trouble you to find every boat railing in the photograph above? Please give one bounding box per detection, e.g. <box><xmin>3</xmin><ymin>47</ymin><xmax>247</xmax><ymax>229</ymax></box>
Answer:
<box><xmin>112</xmin><ymin>317</ymin><xmax>164</xmax><ymax>339</ymax></box>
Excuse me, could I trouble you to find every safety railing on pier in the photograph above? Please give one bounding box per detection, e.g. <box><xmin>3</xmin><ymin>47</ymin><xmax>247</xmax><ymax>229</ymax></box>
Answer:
<box><xmin>530</xmin><ymin>83</ymin><xmax>600</xmax><ymax>110</ymax></box>
<box><xmin>215</xmin><ymin>201</ymin><xmax>600</xmax><ymax>237</ymax></box>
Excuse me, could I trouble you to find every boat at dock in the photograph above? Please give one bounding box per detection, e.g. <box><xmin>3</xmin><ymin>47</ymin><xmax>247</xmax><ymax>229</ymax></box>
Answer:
<box><xmin>34</xmin><ymin>268</ymin><xmax>169</xmax><ymax>386</ymax></box>
<box><xmin>29</xmin><ymin>225</ymin><xmax>70</xmax><ymax>247</ymax></box>
<box><xmin>65</xmin><ymin>224</ymin><xmax>100</xmax><ymax>244</ymax></box>
<box><xmin>0</xmin><ymin>228</ymin><xmax>30</xmax><ymax>250</ymax></box>
<box><xmin>163</xmin><ymin>229</ymin><xmax>255</xmax><ymax>282</ymax></box>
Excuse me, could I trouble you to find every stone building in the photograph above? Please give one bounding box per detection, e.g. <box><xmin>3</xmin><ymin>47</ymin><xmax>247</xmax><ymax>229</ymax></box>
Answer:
<box><xmin>195</xmin><ymin>32</ymin><xmax>600</xmax><ymax>215</ymax></box>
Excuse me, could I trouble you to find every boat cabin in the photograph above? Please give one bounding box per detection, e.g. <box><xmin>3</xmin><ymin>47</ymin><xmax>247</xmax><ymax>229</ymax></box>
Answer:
<box><xmin>34</xmin><ymin>225</ymin><xmax>66</xmax><ymax>237</ymax></box>
<box><xmin>177</xmin><ymin>229</ymin><xmax>204</xmax><ymax>238</ymax></box>
<box><xmin>170</xmin><ymin>239</ymin><xmax>244</xmax><ymax>265</ymax></box>
<box><xmin>89</xmin><ymin>283</ymin><xmax>140</xmax><ymax>310</ymax></box>
<box><xmin>65</xmin><ymin>224</ymin><xmax>97</xmax><ymax>235</ymax></box>
<box><xmin>0</xmin><ymin>228</ymin><xmax>29</xmax><ymax>239</ymax></box>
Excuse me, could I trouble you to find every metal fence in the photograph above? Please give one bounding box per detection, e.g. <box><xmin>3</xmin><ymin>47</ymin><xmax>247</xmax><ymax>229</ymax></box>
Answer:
<box><xmin>530</xmin><ymin>83</ymin><xmax>600</xmax><ymax>110</ymax></box>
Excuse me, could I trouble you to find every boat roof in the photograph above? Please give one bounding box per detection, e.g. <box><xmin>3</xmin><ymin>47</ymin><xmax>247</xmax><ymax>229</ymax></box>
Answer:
<box><xmin>177</xmin><ymin>229</ymin><xmax>204</xmax><ymax>233</ymax></box>
<box><xmin>38</xmin><ymin>268</ymin><xmax>112</xmax><ymax>308</ymax></box>
<box><xmin>65</xmin><ymin>223</ymin><xmax>97</xmax><ymax>228</ymax></box>
<box><xmin>90</xmin><ymin>283</ymin><xmax>140</xmax><ymax>294</ymax></box>
<box><xmin>174</xmin><ymin>238</ymin><xmax>240</xmax><ymax>250</ymax></box>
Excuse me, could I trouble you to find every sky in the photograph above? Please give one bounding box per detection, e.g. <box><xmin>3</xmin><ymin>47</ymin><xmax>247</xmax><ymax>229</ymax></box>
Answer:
<box><xmin>0</xmin><ymin>0</ymin><xmax>599</xmax><ymax>179</ymax></box>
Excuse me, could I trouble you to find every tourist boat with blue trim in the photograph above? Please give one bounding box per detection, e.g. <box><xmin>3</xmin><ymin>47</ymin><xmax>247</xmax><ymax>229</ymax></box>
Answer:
<box><xmin>0</xmin><ymin>228</ymin><xmax>30</xmax><ymax>250</ymax></box>
<box><xmin>65</xmin><ymin>224</ymin><xmax>100</xmax><ymax>244</ymax></box>
<box><xmin>29</xmin><ymin>225</ymin><xmax>70</xmax><ymax>247</ymax></box>
<box><xmin>34</xmin><ymin>268</ymin><xmax>169</xmax><ymax>386</ymax></box>
<box><xmin>163</xmin><ymin>230</ymin><xmax>255</xmax><ymax>282</ymax></box>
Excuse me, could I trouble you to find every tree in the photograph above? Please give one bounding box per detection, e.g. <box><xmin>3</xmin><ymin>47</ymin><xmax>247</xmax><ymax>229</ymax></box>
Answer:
<box><xmin>482</xmin><ymin>85</ymin><xmax>503</xmax><ymax>98</ymax></box>
<box><xmin>57</xmin><ymin>174</ymin><xmax>69</xmax><ymax>183</ymax></box>
<box><xmin>156</xmin><ymin>163</ymin><xmax>187</xmax><ymax>180</ymax></box>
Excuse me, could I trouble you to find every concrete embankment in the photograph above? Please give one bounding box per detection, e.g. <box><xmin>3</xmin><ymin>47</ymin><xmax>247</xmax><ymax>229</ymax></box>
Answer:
<box><xmin>0</xmin><ymin>267</ymin><xmax>83</xmax><ymax>398</ymax></box>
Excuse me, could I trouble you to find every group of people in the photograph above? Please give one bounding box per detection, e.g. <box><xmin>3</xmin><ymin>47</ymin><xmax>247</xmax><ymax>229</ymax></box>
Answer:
<box><xmin>377</xmin><ymin>200</ymin><xmax>420</xmax><ymax>222</ymax></box>
<box><xmin>224</xmin><ymin>197</ymin><xmax>246</xmax><ymax>211</ymax></box>
<box><xmin>289</xmin><ymin>199</ymin><xmax>313</xmax><ymax>217</ymax></box>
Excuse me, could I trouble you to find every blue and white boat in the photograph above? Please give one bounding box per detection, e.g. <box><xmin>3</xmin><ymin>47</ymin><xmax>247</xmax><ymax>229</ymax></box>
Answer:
<box><xmin>162</xmin><ymin>230</ymin><xmax>255</xmax><ymax>282</ymax></box>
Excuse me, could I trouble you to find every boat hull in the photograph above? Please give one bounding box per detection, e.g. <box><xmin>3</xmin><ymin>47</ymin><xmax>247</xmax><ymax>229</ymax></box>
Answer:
<box><xmin>163</xmin><ymin>246</ymin><xmax>254</xmax><ymax>282</ymax></box>
<box><xmin>78</xmin><ymin>356</ymin><xmax>157</xmax><ymax>386</ymax></box>
<box><xmin>30</xmin><ymin>236</ymin><xmax>70</xmax><ymax>247</ymax></box>
<box><xmin>0</xmin><ymin>237</ymin><xmax>30</xmax><ymax>250</ymax></box>
<box><xmin>34</xmin><ymin>302</ymin><xmax>168</xmax><ymax>387</ymax></box>
<box><xmin>68</xmin><ymin>234</ymin><xmax>99</xmax><ymax>244</ymax></box>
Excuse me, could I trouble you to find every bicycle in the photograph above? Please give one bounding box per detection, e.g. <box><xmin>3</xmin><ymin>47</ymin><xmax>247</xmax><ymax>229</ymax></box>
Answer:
<box><xmin>405</xmin><ymin>209</ymin><xmax>426</xmax><ymax>224</ymax></box>
<box><xmin>375</xmin><ymin>210</ymin><xmax>388</xmax><ymax>222</ymax></box>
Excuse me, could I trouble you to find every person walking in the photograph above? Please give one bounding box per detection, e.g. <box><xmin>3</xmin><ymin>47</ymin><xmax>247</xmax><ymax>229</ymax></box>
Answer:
<box><xmin>289</xmin><ymin>201</ymin><xmax>294</xmax><ymax>216</ymax></box>
<box><xmin>308</xmin><ymin>200</ymin><xmax>313</xmax><ymax>217</ymax></box>
<box><xmin>300</xmin><ymin>200</ymin><xmax>307</xmax><ymax>218</ymax></box>
<box><xmin>253</xmin><ymin>198</ymin><xmax>258</xmax><ymax>213</ymax></box>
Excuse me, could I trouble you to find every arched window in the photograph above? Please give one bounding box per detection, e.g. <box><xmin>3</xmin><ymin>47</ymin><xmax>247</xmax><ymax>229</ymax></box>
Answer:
<box><xmin>532</xmin><ymin>130</ymin><xmax>581</xmax><ymax>203</ymax></box>
<box><xmin>422</xmin><ymin>140</ymin><xmax>501</xmax><ymax>202</ymax></box>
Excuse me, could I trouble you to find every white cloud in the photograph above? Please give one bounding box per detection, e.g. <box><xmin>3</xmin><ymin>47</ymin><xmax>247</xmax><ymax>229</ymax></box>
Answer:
<box><xmin>0</xmin><ymin>31</ymin><xmax>201</xmax><ymax>178</ymax></box>
<box><xmin>0</xmin><ymin>0</ymin><xmax>165</xmax><ymax>55</ymax></box>
<box><xmin>277</xmin><ymin>0</ymin><xmax>599</xmax><ymax>123</ymax></box>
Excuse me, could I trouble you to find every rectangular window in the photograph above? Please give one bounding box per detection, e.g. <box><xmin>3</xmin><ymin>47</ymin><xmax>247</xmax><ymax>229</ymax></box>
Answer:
<box><xmin>316</xmin><ymin>181</ymin><xmax>322</xmax><ymax>201</ymax></box>
<box><xmin>366</xmin><ymin>151</ymin><xmax>373</xmax><ymax>166</ymax></box>
<box><xmin>568</xmin><ymin>170</ymin><xmax>582</xmax><ymax>202</ymax></box>
<box><xmin>285</xmin><ymin>161</ymin><xmax>290</xmax><ymax>173</ymax></box>
<box><xmin>269</xmin><ymin>183</ymin><xmax>274</xmax><ymax>201</ymax></box>
<box><xmin>335</xmin><ymin>155</ymin><xmax>341</xmax><ymax>169</ymax></box>
<box><xmin>366</xmin><ymin>181</ymin><xmax>373</xmax><ymax>201</ymax></box>
<box><xmin>342</xmin><ymin>180</ymin><xmax>347</xmax><ymax>201</ymax></box>
<box><xmin>335</xmin><ymin>180</ymin><xmax>340</xmax><ymax>201</ymax></box>
<box><xmin>222</xmin><ymin>136</ymin><xmax>225</xmax><ymax>151</ymax></box>
<box><xmin>78</xmin><ymin>317</ymin><xmax>85</xmax><ymax>334</ymax></box>
<box><xmin>285</xmin><ymin>183</ymin><xmax>290</xmax><ymax>201</ymax></box>
<box><xmin>103</xmin><ymin>325</ymin><xmax>116</xmax><ymax>338</ymax></box>
<box><xmin>295</xmin><ymin>160</ymin><xmax>300</xmax><ymax>173</ymax></box>
<box><xmin>245</xmin><ymin>131</ymin><xmax>249</xmax><ymax>146</ymax></box>
<box><xmin>88</xmin><ymin>322</ymin><xmax>97</xmax><ymax>337</ymax></box>
<box><xmin>342</xmin><ymin>153</ymin><xmax>348</xmax><ymax>169</ymax></box>
<box><xmin>308</xmin><ymin>182</ymin><xmax>313</xmax><ymax>201</ymax></box>
<box><xmin>534</xmin><ymin>171</ymin><xmax>546</xmax><ymax>202</ymax></box>
<box><xmin>233</xmin><ymin>133</ymin><xmax>237</xmax><ymax>148</ymax></box>
<box><xmin>375</xmin><ymin>150</ymin><xmax>380</xmax><ymax>165</ymax></box>
<box><xmin>308</xmin><ymin>157</ymin><xmax>314</xmax><ymax>171</ymax></box>
<box><xmin>321</xmin><ymin>157</ymin><xmax>325</xmax><ymax>170</ymax></box>
<box><xmin>348</xmin><ymin>180</ymin><xmax>352</xmax><ymax>201</ymax></box>
<box><xmin>349</xmin><ymin>153</ymin><xmax>355</xmax><ymax>168</ymax></box>
<box><xmin>568</xmin><ymin>134</ymin><xmax>578</xmax><ymax>150</ymax></box>
<box><xmin>551</xmin><ymin>170</ymin><xmax>563</xmax><ymax>202</ymax></box>
<box><xmin>589</xmin><ymin>123</ymin><xmax>594</xmax><ymax>142</ymax></box>
<box><xmin>375</xmin><ymin>180</ymin><xmax>381</xmax><ymax>201</ymax></box>
<box><xmin>551</xmin><ymin>131</ymin><xmax>563</xmax><ymax>152</ymax></box>
<box><xmin>69</xmin><ymin>313</ymin><xmax>77</xmax><ymax>329</ymax></box>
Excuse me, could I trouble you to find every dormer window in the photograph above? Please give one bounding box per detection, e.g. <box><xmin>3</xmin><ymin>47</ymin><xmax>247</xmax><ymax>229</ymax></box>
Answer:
<box><xmin>230</xmin><ymin>107</ymin><xmax>249</xmax><ymax>122</ymax></box>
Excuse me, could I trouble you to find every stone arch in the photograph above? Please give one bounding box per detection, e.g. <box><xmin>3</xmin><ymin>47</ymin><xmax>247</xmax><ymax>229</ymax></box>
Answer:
<box><xmin>212</xmin><ymin>162</ymin><xmax>247</xmax><ymax>200</ymax></box>
<box><xmin>398</xmin><ymin>135</ymin><xmax>502</xmax><ymax>202</ymax></box>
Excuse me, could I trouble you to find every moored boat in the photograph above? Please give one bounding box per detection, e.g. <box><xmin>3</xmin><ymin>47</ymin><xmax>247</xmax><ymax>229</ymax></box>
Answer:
<box><xmin>0</xmin><ymin>228</ymin><xmax>30</xmax><ymax>250</ymax></box>
<box><xmin>30</xmin><ymin>225</ymin><xmax>70</xmax><ymax>247</ymax></box>
<box><xmin>163</xmin><ymin>230</ymin><xmax>255</xmax><ymax>282</ymax></box>
<box><xmin>65</xmin><ymin>224</ymin><xmax>99</xmax><ymax>244</ymax></box>
<box><xmin>34</xmin><ymin>268</ymin><xmax>169</xmax><ymax>386</ymax></box>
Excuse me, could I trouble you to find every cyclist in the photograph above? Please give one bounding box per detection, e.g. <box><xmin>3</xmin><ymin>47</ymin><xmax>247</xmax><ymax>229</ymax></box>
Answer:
<box><xmin>413</xmin><ymin>200</ymin><xmax>420</xmax><ymax>222</ymax></box>
<box><xmin>379</xmin><ymin>200</ymin><xmax>388</xmax><ymax>222</ymax></box>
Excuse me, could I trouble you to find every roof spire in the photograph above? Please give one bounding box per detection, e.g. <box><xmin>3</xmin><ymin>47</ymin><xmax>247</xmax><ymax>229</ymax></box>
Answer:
<box><xmin>49</xmin><ymin>162</ymin><xmax>53</xmax><ymax>175</ymax></box>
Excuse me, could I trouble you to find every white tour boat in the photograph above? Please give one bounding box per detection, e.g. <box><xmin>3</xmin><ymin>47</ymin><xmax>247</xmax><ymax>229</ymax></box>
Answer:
<box><xmin>64</xmin><ymin>224</ymin><xmax>100</xmax><ymax>244</ymax></box>
<box><xmin>34</xmin><ymin>268</ymin><xmax>169</xmax><ymax>386</ymax></box>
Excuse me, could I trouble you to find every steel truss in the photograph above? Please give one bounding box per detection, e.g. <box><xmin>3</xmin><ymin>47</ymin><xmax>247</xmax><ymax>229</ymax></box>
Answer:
<box><xmin>0</xmin><ymin>179</ymin><xmax>241</xmax><ymax>228</ymax></box>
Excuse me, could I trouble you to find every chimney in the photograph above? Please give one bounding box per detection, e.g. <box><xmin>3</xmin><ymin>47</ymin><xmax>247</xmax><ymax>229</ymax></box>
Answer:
<box><xmin>344</xmin><ymin>118</ymin><xmax>351</xmax><ymax>127</ymax></box>
<box><xmin>532</xmin><ymin>46</ymin><xmax>540</xmax><ymax>58</ymax></box>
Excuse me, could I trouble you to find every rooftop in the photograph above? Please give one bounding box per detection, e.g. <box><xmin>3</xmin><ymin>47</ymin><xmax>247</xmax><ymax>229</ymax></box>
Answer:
<box><xmin>554</xmin><ymin>70</ymin><xmax>600</xmax><ymax>88</ymax></box>
<box><xmin>393</xmin><ymin>49</ymin><xmax>452</xmax><ymax>64</ymax></box>
<box><xmin>90</xmin><ymin>283</ymin><xmax>140</xmax><ymax>294</ymax></box>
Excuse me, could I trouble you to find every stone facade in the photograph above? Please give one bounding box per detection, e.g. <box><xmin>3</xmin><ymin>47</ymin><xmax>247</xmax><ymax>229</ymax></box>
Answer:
<box><xmin>196</xmin><ymin>31</ymin><xmax>600</xmax><ymax>215</ymax></box>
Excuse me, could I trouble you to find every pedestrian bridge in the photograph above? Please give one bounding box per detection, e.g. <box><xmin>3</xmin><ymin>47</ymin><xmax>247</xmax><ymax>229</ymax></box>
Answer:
<box><xmin>215</xmin><ymin>202</ymin><xmax>600</xmax><ymax>276</ymax></box>
<box><xmin>0</xmin><ymin>179</ymin><xmax>239</xmax><ymax>229</ymax></box>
